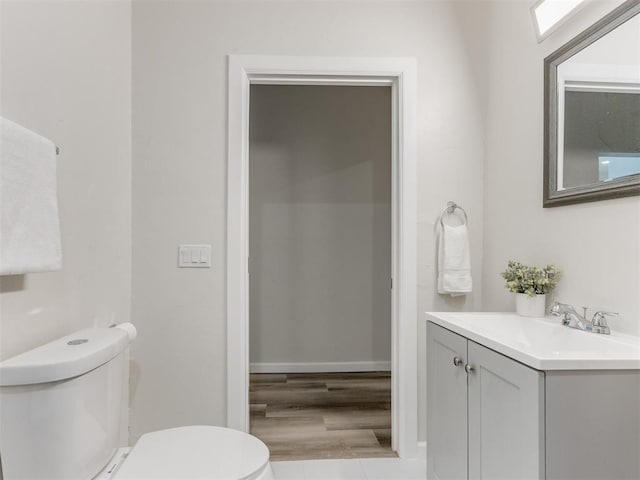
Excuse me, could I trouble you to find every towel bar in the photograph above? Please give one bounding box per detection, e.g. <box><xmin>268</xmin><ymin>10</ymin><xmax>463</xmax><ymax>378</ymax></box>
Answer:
<box><xmin>439</xmin><ymin>201</ymin><xmax>468</xmax><ymax>227</ymax></box>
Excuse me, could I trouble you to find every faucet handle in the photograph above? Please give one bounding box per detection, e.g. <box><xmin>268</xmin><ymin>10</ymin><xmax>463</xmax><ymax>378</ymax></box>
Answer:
<box><xmin>591</xmin><ymin>311</ymin><xmax>618</xmax><ymax>335</ymax></box>
<box><xmin>593</xmin><ymin>311</ymin><xmax>618</xmax><ymax>321</ymax></box>
<box><xmin>550</xmin><ymin>301</ymin><xmax>568</xmax><ymax>315</ymax></box>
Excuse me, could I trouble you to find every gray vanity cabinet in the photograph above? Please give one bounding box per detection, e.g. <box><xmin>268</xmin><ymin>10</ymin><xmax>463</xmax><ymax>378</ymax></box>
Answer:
<box><xmin>427</xmin><ymin>322</ymin><xmax>545</xmax><ymax>480</ymax></box>
<box><xmin>426</xmin><ymin>323</ymin><xmax>468</xmax><ymax>480</ymax></box>
<box><xmin>467</xmin><ymin>341</ymin><xmax>545</xmax><ymax>480</ymax></box>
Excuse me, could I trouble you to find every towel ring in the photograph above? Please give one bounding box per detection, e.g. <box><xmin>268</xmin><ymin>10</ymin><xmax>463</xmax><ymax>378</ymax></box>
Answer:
<box><xmin>439</xmin><ymin>201</ymin><xmax>468</xmax><ymax>228</ymax></box>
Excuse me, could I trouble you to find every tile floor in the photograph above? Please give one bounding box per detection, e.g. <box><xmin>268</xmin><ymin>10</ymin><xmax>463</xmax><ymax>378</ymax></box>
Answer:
<box><xmin>271</xmin><ymin>458</ymin><xmax>427</xmax><ymax>480</ymax></box>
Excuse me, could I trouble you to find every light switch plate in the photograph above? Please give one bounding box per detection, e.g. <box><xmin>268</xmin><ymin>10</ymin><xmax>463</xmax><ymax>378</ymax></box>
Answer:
<box><xmin>178</xmin><ymin>244</ymin><xmax>211</xmax><ymax>268</ymax></box>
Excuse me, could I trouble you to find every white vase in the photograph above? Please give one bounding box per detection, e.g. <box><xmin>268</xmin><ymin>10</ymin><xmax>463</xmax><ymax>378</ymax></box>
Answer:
<box><xmin>515</xmin><ymin>293</ymin><xmax>547</xmax><ymax>317</ymax></box>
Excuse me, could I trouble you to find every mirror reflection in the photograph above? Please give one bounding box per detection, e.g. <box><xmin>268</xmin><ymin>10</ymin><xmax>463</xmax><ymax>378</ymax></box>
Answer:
<box><xmin>557</xmin><ymin>12</ymin><xmax>640</xmax><ymax>191</ymax></box>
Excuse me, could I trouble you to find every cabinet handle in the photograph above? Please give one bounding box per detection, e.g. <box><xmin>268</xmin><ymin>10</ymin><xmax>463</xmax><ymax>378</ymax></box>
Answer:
<box><xmin>465</xmin><ymin>363</ymin><xmax>474</xmax><ymax>374</ymax></box>
<box><xmin>453</xmin><ymin>356</ymin><xmax>462</xmax><ymax>367</ymax></box>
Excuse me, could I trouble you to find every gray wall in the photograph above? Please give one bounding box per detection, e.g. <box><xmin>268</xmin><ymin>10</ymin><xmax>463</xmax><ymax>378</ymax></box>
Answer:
<box><xmin>249</xmin><ymin>85</ymin><xmax>391</xmax><ymax>366</ymax></box>
<box><xmin>563</xmin><ymin>91</ymin><xmax>640</xmax><ymax>188</ymax></box>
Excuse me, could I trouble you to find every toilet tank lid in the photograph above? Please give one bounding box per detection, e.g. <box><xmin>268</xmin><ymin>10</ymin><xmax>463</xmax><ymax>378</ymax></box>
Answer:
<box><xmin>0</xmin><ymin>327</ymin><xmax>129</xmax><ymax>386</ymax></box>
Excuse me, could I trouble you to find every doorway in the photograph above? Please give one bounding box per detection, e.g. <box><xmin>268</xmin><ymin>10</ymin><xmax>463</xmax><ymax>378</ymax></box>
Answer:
<box><xmin>226</xmin><ymin>55</ymin><xmax>418</xmax><ymax>458</ymax></box>
<box><xmin>248</xmin><ymin>84</ymin><xmax>392</xmax><ymax>460</ymax></box>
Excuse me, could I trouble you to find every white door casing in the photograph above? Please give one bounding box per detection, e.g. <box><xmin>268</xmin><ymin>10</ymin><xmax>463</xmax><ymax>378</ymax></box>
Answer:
<box><xmin>226</xmin><ymin>55</ymin><xmax>418</xmax><ymax>457</ymax></box>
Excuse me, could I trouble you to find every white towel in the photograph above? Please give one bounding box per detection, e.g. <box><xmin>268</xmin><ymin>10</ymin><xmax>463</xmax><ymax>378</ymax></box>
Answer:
<box><xmin>437</xmin><ymin>224</ymin><xmax>472</xmax><ymax>296</ymax></box>
<box><xmin>0</xmin><ymin>117</ymin><xmax>62</xmax><ymax>275</ymax></box>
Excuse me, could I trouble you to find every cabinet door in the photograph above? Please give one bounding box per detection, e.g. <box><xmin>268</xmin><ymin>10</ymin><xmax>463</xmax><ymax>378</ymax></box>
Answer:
<box><xmin>427</xmin><ymin>322</ymin><xmax>468</xmax><ymax>480</ymax></box>
<box><xmin>467</xmin><ymin>341</ymin><xmax>545</xmax><ymax>480</ymax></box>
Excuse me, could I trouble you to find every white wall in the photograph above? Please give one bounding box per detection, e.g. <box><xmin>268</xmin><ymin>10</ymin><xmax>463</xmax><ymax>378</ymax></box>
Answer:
<box><xmin>482</xmin><ymin>0</ymin><xmax>640</xmax><ymax>336</ymax></box>
<box><xmin>563</xmin><ymin>11</ymin><xmax>640</xmax><ymax>71</ymax></box>
<box><xmin>249</xmin><ymin>85</ymin><xmax>391</xmax><ymax>367</ymax></box>
<box><xmin>132</xmin><ymin>0</ymin><xmax>484</xmax><ymax>444</ymax></box>
<box><xmin>0</xmin><ymin>0</ymin><xmax>132</xmax><ymax>360</ymax></box>
<box><xmin>5</xmin><ymin>0</ymin><xmax>638</xmax><ymax>457</ymax></box>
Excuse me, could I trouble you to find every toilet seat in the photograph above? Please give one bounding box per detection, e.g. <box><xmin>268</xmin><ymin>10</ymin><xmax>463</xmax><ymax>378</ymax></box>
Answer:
<box><xmin>113</xmin><ymin>426</ymin><xmax>273</xmax><ymax>480</ymax></box>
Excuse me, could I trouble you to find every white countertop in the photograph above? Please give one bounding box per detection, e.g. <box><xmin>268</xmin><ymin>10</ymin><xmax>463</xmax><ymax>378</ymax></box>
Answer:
<box><xmin>426</xmin><ymin>312</ymin><xmax>640</xmax><ymax>370</ymax></box>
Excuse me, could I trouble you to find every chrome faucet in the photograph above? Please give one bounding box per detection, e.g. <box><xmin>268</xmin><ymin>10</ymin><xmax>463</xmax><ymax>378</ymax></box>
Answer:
<box><xmin>550</xmin><ymin>302</ymin><xmax>589</xmax><ymax>330</ymax></box>
<box><xmin>550</xmin><ymin>302</ymin><xmax>617</xmax><ymax>334</ymax></box>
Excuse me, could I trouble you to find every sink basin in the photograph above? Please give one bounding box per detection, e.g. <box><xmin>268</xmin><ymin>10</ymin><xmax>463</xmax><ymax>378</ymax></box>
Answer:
<box><xmin>426</xmin><ymin>312</ymin><xmax>640</xmax><ymax>370</ymax></box>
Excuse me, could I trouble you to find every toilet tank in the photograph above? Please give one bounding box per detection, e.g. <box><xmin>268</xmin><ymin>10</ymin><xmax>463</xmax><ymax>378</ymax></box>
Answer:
<box><xmin>0</xmin><ymin>327</ymin><xmax>131</xmax><ymax>480</ymax></box>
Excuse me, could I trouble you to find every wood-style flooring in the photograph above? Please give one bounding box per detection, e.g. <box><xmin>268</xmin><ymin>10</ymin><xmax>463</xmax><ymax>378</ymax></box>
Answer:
<box><xmin>249</xmin><ymin>371</ymin><xmax>396</xmax><ymax>461</ymax></box>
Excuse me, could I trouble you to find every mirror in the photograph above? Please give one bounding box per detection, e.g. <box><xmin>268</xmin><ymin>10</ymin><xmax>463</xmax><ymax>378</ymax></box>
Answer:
<box><xmin>544</xmin><ymin>0</ymin><xmax>640</xmax><ymax>207</ymax></box>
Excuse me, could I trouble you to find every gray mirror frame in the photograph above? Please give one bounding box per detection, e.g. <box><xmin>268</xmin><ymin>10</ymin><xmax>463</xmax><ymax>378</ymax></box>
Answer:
<box><xmin>543</xmin><ymin>0</ymin><xmax>640</xmax><ymax>207</ymax></box>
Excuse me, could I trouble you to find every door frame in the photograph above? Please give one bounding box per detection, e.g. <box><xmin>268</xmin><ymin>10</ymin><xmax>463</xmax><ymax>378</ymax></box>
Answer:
<box><xmin>226</xmin><ymin>55</ymin><xmax>418</xmax><ymax>458</ymax></box>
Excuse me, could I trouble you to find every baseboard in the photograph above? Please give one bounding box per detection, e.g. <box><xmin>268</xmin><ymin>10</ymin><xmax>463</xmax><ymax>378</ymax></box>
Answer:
<box><xmin>417</xmin><ymin>441</ymin><xmax>427</xmax><ymax>460</ymax></box>
<box><xmin>250</xmin><ymin>361</ymin><xmax>391</xmax><ymax>374</ymax></box>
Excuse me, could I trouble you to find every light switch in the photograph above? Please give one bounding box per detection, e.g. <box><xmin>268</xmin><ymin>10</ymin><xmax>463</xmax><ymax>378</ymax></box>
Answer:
<box><xmin>178</xmin><ymin>244</ymin><xmax>211</xmax><ymax>268</ymax></box>
<box><xmin>180</xmin><ymin>247</ymin><xmax>190</xmax><ymax>265</ymax></box>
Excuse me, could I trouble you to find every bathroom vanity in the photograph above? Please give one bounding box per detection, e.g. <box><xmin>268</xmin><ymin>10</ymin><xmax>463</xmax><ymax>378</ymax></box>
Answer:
<box><xmin>426</xmin><ymin>312</ymin><xmax>640</xmax><ymax>480</ymax></box>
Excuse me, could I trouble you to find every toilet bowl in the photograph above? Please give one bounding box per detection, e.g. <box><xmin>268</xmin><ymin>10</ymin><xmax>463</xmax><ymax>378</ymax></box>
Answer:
<box><xmin>0</xmin><ymin>325</ymin><xmax>274</xmax><ymax>480</ymax></box>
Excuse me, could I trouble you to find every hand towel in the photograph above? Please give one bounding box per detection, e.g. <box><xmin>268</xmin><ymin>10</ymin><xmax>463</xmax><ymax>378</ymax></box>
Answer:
<box><xmin>437</xmin><ymin>223</ymin><xmax>472</xmax><ymax>296</ymax></box>
<box><xmin>0</xmin><ymin>117</ymin><xmax>62</xmax><ymax>275</ymax></box>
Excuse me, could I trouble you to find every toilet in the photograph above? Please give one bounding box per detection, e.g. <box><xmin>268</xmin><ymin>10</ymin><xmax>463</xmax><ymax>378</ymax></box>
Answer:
<box><xmin>0</xmin><ymin>325</ymin><xmax>274</xmax><ymax>480</ymax></box>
